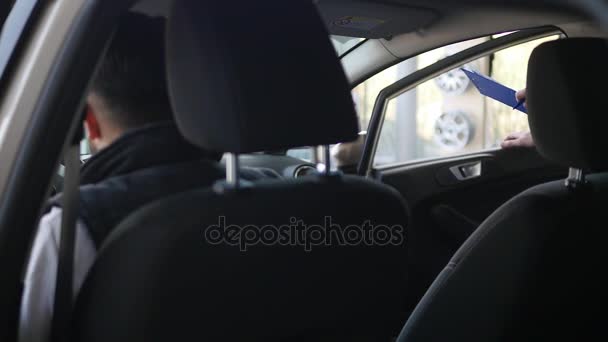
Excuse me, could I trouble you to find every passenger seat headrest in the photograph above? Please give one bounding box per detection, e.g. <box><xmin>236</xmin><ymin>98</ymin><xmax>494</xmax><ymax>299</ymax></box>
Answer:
<box><xmin>527</xmin><ymin>38</ymin><xmax>608</xmax><ymax>170</ymax></box>
<box><xmin>166</xmin><ymin>0</ymin><xmax>359</xmax><ymax>154</ymax></box>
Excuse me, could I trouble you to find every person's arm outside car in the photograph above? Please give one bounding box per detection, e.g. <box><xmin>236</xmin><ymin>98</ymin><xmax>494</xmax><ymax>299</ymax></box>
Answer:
<box><xmin>501</xmin><ymin>89</ymin><xmax>535</xmax><ymax>149</ymax></box>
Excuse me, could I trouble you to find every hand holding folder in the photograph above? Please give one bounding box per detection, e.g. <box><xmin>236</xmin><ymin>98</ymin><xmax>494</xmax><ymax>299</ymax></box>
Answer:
<box><xmin>461</xmin><ymin>68</ymin><xmax>527</xmax><ymax>114</ymax></box>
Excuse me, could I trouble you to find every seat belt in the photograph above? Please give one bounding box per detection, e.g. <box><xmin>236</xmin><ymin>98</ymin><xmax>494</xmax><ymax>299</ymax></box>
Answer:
<box><xmin>51</xmin><ymin>126</ymin><xmax>83</xmax><ymax>342</ymax></box>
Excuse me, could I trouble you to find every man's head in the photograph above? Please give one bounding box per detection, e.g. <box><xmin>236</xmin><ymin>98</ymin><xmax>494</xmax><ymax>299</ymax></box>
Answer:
<box><xmin>85</xmin><ymin>13</ymin><xmax>171</xmax><ymax>152</ymax></box>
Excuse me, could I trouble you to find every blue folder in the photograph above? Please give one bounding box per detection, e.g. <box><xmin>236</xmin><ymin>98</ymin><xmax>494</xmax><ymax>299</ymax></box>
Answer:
<box><xmin>461</xmin><ymin>68</ymin><xmax>527</xmax><ymax>114</ymax></box>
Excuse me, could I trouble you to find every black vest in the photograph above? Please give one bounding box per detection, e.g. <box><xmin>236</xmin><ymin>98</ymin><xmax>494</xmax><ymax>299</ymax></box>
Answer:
<box><xmin>48</xmin><ymin>122</ymin><xmax>226</xmax><ymax>247</ymax></box>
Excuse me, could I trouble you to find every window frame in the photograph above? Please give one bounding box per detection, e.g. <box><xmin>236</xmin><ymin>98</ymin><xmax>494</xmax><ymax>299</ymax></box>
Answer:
<box><xmin>357</xmin><ymin>26</ymin><xmax>565</xmax><ymax>176</ymax></box>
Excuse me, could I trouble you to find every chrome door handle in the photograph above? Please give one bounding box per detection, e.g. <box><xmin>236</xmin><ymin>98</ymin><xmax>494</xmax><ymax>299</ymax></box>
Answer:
<box><xmin>449</xmin><ymin>161</ymin><xmax>482</xmax><ymax>181</ymax></box>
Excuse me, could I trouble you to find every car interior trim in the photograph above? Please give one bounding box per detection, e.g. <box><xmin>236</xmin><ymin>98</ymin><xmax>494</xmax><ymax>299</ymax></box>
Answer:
<box><xmin>0</xmin><ymin>0</ymin><xmax>136</xmax><ymax>339</ymax></box>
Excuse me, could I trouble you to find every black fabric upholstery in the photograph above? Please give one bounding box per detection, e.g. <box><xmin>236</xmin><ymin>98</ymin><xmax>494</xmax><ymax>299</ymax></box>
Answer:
<box><xmin>397</xmin><ymin>173</ymin><xmax>608</xmax><ymax>341</ymax></box>
<box><xmin>166</xmin><ymin>0</ymin><xmax>359</xmax><ymax>153</ymax></box>
<box><xmin>527</xmin><ymin>38</ymin><xmax>608</xmax><ymax>170</ymax></box>
<box><xmin>71</xmin><ymin>175</ymin><xmax>410</xmax><ymax>341</ymax></box>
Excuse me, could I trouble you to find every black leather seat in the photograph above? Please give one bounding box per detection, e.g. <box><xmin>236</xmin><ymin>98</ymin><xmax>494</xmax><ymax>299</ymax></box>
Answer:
<box><xmin>70</xmin><ymin>1</ymin><xmax>410</xmax><ymax>341</ymax></box>
<box><xmin>397</xmin><ymin>38</ymin><xmax>608</xmax><ymax>341</ymax></box>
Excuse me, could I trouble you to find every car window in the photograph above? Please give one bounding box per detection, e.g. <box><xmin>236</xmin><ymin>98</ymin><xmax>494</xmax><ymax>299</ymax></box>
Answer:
<box><xmin>351</xmin><ymin>36</ymin><xmax>489</xmax><ymax>133</ymax></box>
<box><xmin>367</xmin><ymin>34</ymin><xmax>559</xmax><ymax>167</ymax></box>
<box><xmin>286</xmin><ymin>147</ymin><xmax>313</xmax><ymax>162</ymax></box>
<box><xmin>286</xmin><ymin>37</ymin><xmax>487</xmax><ymax>164</ymax></box>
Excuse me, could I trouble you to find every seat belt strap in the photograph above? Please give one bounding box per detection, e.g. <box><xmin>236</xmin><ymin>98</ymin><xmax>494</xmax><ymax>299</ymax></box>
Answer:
<box><xmin>51</xmin><ymin>127</ymin><xmax>82</xmax><ymax>342</ymax></box>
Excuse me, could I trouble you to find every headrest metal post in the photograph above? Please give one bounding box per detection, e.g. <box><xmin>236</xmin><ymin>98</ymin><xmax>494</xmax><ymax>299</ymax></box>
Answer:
<box><xmin>226</xmin><ymin>153</ymin><xmax>240</xmax><ymax>187</ymax></box>
<box><xmin>565</xmin><ymin>167</ymin><xmax>585</xmax><ymax>189</ymax></box>
<box><xmin>321</xmin><ymin>145</ymin><xmax>331</xmax><ymax>175</ymax></box>
<box><xmin>312</xmin><ymin>146</ymin><xmax>319</xmax><ymax>165</ymax></box>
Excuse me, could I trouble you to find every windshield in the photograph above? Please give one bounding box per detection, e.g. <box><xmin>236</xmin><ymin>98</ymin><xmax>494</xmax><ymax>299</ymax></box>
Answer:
<box><xmin>330</xmin><ymin>35</ymin><xmax>365</xmax><ymax>56</ymax></box>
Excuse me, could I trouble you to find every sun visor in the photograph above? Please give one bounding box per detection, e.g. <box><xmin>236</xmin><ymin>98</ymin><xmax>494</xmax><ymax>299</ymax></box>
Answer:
<box><xmin>316</xmin><ymin>0</ymin><xmax>438</xmax><ymax>39</ymax></box>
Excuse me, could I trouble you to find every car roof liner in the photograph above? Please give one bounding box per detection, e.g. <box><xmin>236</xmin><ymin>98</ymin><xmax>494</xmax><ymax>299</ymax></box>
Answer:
<box><xmin>317</xmin><ymin>0</ymin><xmax>438</xmax><ymax>39</ymax></box>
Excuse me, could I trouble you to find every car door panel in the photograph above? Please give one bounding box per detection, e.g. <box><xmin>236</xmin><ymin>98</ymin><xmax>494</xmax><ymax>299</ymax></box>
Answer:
<box><xmin>375</xmin><ymin>147</ymin><xmax>566</xmax><ymax>308</ymax></box>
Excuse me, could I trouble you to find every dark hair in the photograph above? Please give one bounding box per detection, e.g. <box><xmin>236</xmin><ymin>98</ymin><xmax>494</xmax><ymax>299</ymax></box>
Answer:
<box><xmin>90</xmin><ymin>13</ymin><xmax>172</xmax><ymax>129</ymax></box>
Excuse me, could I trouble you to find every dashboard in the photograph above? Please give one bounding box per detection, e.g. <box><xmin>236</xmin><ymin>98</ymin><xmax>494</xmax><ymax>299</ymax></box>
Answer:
<box><xmin>223</xmin><ymin>154</ymin><xmax>317</xmax><ymax>179</ymax></box>
<box><xmin>52</xmin><ymin>153</ymin><xmax>317</xmax><ymax>195</ymax></box>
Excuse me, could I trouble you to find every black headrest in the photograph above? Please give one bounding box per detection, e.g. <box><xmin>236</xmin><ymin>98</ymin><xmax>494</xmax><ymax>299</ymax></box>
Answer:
<box><xmin>166</xmin><ymin>1</ymin><xmax>359</xmax><ymax>153</ymax></box>
<box><xmin>527</xmin><ymin>38</ymin><xmax>608</xmax><ymax>170</ymax></box>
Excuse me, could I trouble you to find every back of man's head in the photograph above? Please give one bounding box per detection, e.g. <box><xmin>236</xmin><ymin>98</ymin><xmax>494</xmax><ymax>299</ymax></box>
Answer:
<box><xmin>90</xmin><ymin>13</ymin><xmax>171</xmax><ymax>130</ymax></box>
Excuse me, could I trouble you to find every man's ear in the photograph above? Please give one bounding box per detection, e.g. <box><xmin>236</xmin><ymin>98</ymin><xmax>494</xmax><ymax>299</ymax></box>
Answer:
<box><xmin>84</xmin><ymin>106</ymin><xmax>101</xmax><ymax>140</ymax></box>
